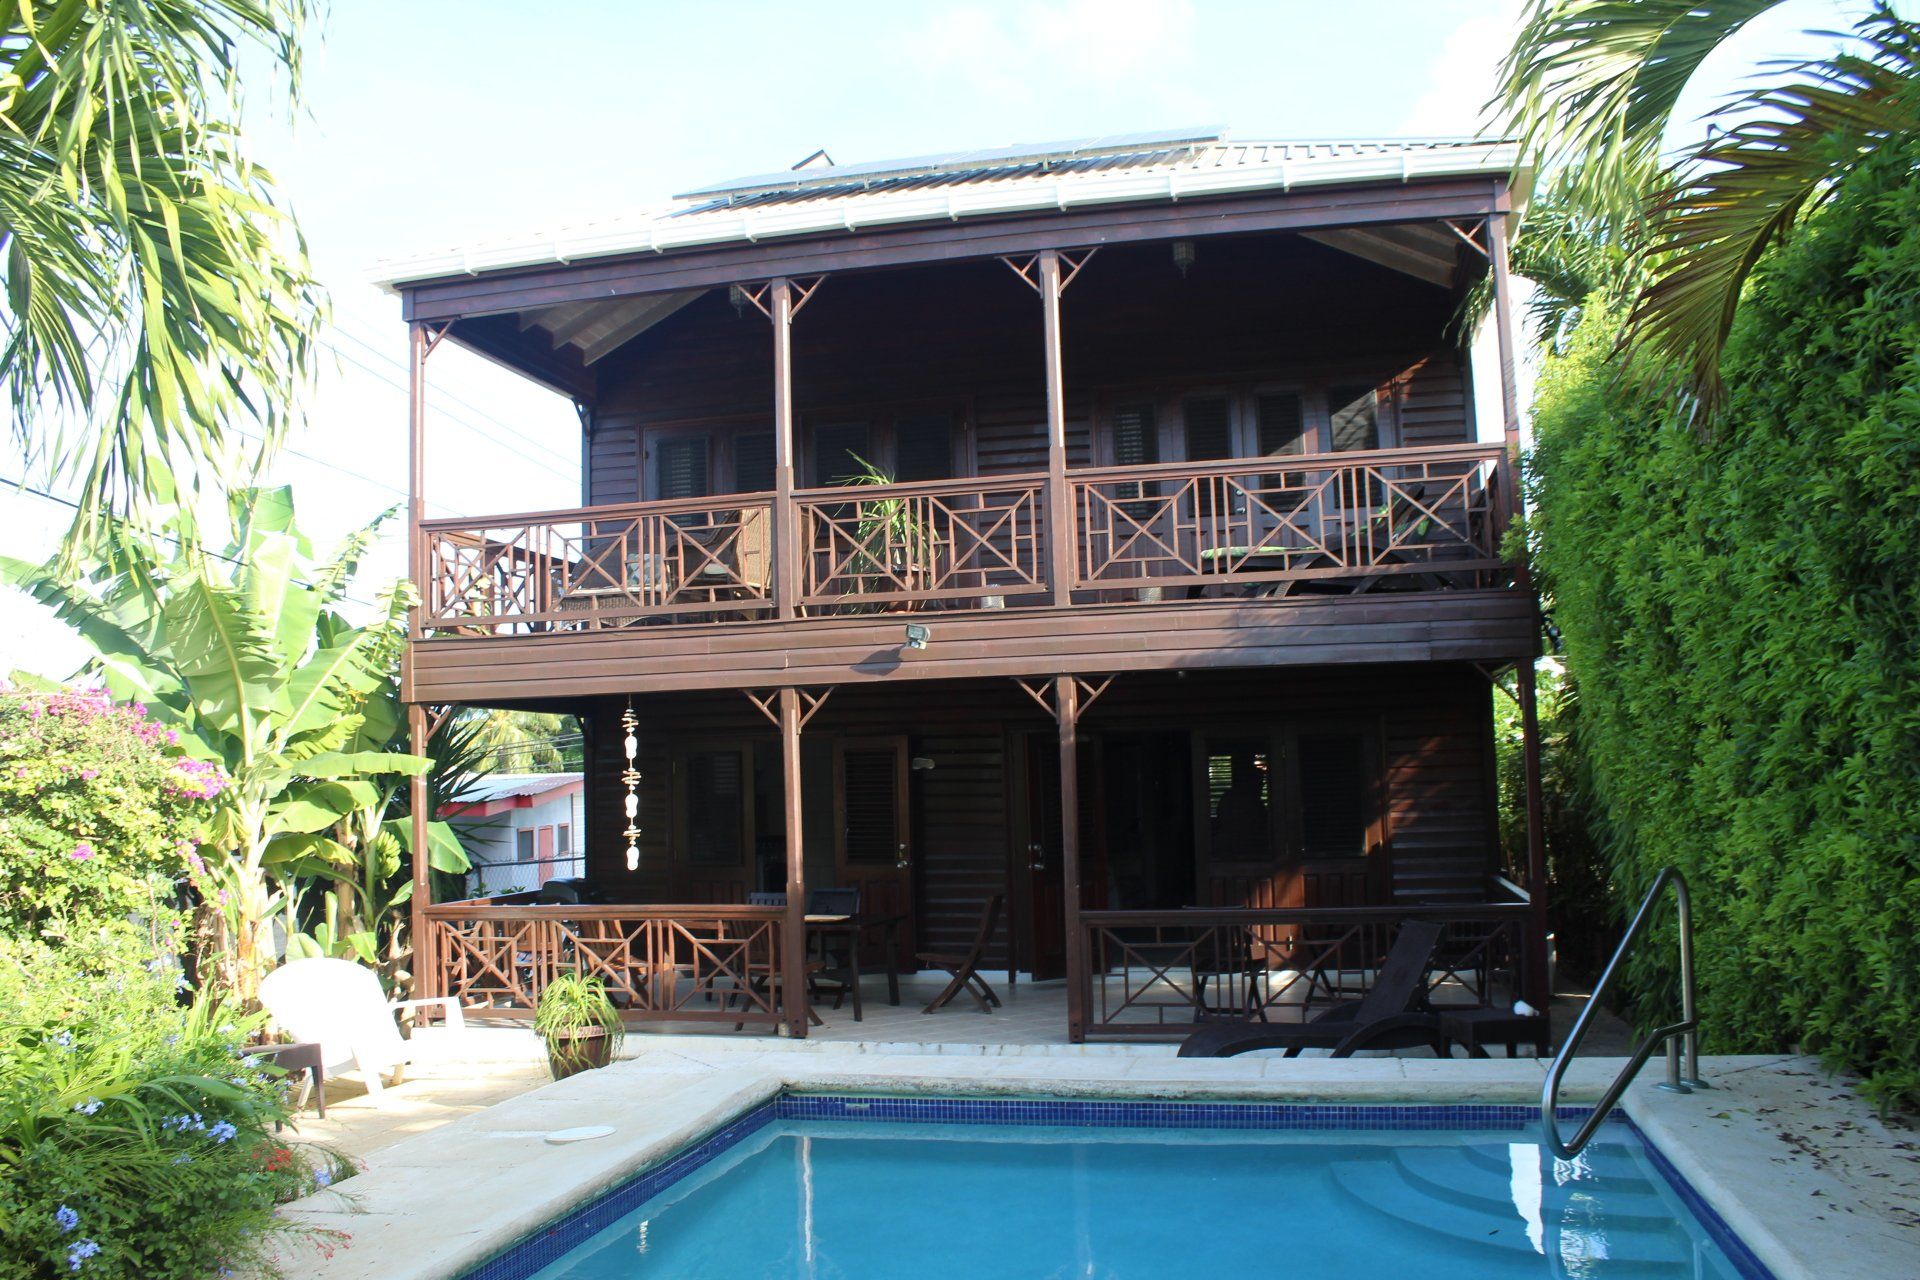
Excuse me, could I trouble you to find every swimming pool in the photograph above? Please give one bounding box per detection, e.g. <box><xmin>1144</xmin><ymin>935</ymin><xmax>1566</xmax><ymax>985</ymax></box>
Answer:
<box><xmin>465</xmin><ymin>1097</ymin><xmax>1773</xmax><ymax>1279</ymax></box>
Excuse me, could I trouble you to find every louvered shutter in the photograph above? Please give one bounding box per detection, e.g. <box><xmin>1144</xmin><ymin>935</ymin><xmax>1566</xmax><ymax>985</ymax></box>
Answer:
<box><xmin>893</xmin><ymin>415</ymin><xmax>953</xmax><ymax>482</ymax></box>
<box><xmin>1184</xmin><ymin>396</ymin><xmax>1233</xmax><ymax>517</ymax></box>
<box><xmin>1296</xmin><ymin>732</ymin><xmax>1368</xmax><ymax>859</ymax></box>
<box><xmin>1329</xmin><ymin>387</ymin><xmax>1381</xmax><ymax>453</ymax></box>
<box><xmin>734</xmin><ymin>432</ymin><xmax>774</xmax><ymax>494</ymax></box>
<box><xmin>813</xmin><ymin>422</ymin><xmax>872</xmax><ymax>485</ymax></box>
<box><xmin>685</xmin><ymin>749</ymin><xmax>745</xmax><ymax>865</ymax></box>
<box><xmin>1111</xmin><ymin>403</ymin><xmax>1158</xmax><ymax>515</ymax></box>
<box><xmin>840</xmin><ymin>748</ymin><xmax>900</xmax><ymax>865</ymax></box>
<box><xmin>655</xmin><ymin>436</ymin><xmax>710</xmax><ymax>499</ymax></box>
<box><xmin>1257</xmin><ymin>394</ymin><xmax>1308</xmax><ymax>456</ymax></box>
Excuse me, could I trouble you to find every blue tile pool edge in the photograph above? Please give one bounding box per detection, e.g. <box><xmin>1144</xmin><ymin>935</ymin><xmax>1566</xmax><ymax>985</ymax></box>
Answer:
<box><xmin>455</xmin><ymin>1095</ymin><xmax>1777</xmax><ymax>1280</ymax></box>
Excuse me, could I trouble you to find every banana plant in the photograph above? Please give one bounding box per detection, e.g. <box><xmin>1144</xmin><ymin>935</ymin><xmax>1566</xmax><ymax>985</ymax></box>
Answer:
<box><xmin>3</xmin><ymin>486</ymin><xmax>468</xmax><ymax>1004</ymax></box>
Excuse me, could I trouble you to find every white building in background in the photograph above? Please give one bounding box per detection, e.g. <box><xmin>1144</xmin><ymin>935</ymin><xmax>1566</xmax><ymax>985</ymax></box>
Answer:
<box><xmin>441</xmin><ymin>773</ymin><xmax>586</xmax><ymax>897</ymax></box>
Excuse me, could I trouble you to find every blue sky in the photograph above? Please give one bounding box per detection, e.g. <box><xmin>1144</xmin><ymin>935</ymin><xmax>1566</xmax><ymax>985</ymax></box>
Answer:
<box><xmin>0</xmin><ymin>0</ymin><xmax>1892</xmax><ymax>674</ymax></box>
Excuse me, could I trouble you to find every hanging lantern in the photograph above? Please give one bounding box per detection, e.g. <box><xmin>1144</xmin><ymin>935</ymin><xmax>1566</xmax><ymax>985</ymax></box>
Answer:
<box><xmin>621</xmin><ymin>701</ymin><xmax>642</xmax><ymax>871</ymax></box>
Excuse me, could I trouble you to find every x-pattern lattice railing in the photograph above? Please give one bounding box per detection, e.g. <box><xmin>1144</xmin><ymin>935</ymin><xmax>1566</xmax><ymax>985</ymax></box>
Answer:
<box><xmin>796</xmin><ymin>476</ymin><xmax>1047</xmax><ymax>614</ymax></box>
<box><xmin>421</xmin><ymin>495</ymin><xmax>776</xmax><ymax>635</ymax></box>
<box><xmin>1078</xmin><ymin>904</ymin><xmax>1532</xmax><ymax>1039</ymax></box>
<box><xmin>422</xmin><ymin>903</ymin><xmax>788</xmax><ymax>1028</ymax></box>
<box><xmin>1072</xmin><ymin>443</ymin><xmax>1507</xmax><ymax>594</ymax></box>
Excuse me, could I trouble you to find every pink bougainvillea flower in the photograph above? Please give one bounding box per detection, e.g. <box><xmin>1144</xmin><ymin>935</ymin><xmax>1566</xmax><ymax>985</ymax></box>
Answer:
<box><xmin>69</xmin><ymin>843</ymin><xmax>95</xmax><ymax>861</ymax></box>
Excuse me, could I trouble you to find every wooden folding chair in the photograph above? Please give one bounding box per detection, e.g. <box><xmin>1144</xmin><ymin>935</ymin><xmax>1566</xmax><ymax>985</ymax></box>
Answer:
<box><xmin>917</xmin><ymin>895</ymin><xmax>1004</xmax><ymax>1014</ymax></box>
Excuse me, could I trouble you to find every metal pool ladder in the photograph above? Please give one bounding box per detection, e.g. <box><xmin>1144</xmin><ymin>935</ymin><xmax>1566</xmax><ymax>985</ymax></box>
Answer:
<box><xmin>1542</xmin><ymin>866</ymin><xmax>1706</xmax><ymax>1158</ymax></box>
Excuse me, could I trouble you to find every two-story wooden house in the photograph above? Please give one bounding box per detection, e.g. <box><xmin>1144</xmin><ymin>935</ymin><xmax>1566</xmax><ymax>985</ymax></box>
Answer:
<box><xmin>383</xmin><ymin>130</ymin><xmax>1548</xmax><ymax>1043</ymax></box>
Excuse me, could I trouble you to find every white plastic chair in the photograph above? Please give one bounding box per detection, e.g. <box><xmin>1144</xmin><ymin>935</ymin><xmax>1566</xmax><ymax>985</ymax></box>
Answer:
<box><xmin>259</xmin><ymin>958</ymin><xmax>466</xmax><ymax>1100</ymax></box>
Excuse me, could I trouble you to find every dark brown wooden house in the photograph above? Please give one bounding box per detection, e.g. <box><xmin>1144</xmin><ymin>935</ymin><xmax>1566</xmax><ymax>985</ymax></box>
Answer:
<box><xmin>384</xmin><ymin>130</ymin><xmax>1548</xmax><ymax>1042</ymax></box>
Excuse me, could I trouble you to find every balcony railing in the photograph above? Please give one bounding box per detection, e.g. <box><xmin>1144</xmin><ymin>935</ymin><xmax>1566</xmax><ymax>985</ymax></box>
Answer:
<box><xmin>417</xmin><ymin>443</ymin><xmax>1510</xmax><ymax>637</ymax></box>
<box><xmin>1073</xmin><ymin>442</ymin><xmax>1506</xmax><ymax>596</ymax></box>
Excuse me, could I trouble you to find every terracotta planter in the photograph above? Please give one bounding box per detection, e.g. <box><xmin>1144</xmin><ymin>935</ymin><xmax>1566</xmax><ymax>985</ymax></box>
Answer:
<box><xmin>543</xmin><ymin>1025</ymin><xmax>614</xmax><ymax>1079</ymax></box>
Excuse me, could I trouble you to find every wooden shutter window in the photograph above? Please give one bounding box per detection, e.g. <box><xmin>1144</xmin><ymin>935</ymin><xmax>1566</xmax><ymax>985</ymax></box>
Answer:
<box><xmin>893</xmin><ymin>414</ymin><xmax>953</xmax><ymax>482</ymax></box>
<box><xmin>1295</xmin><ymin>732</ymin><xmax>1368</xmax><ymax>859</ymax></box>
<box><xmin>1329</xmin><ymin>386</ymin><xmax>1381</xmax><ymax>453</ymax></box>
<box><xmin>1112</xmin><ymin>403</ymin><xmax>1158</xmax><ymax>512</ymax></box>
<box><xmin>1182</xmin><ymin>396</ymin><xmax>1233</xmax><ymax>460</ymax></box>
<box><xmin>840</xmin><ymin>748</ymin><xmax>901</xmax><ymax>864</ymax></box>
<box><xmin>685</xmin><ymin>749</ymin><xmax>745</xmax><ymax>865</ymax></box>
<box><xmin>734</xmin><ymin>431</ymin><xmax>775</xmax><ymax>494</ymax></box>
<box><xmin>813</xmin><ymin>422</ymin><xmax>872</xmax><ymax>486</ymax></box>
<box><xmin>1257</xmin><ymin>394</ymin><xmax>1309</xmax><ymax>457</ymax></box>
<box><xmin>656</xmin><ymin>436</ymin><xmax>710</xmax><ymax>500</ymax></box>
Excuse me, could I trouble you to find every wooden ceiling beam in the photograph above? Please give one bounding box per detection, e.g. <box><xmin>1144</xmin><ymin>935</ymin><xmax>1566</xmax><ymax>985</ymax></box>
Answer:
<box><xmin>1299</xmin><ymin>228</ymin><xmax>1454</xmax><ymax>287</ymax></box>
<box><xmin>579</xmin><ymin>290</ymin><xmax>703</xmax><ymax>365</ymax></box>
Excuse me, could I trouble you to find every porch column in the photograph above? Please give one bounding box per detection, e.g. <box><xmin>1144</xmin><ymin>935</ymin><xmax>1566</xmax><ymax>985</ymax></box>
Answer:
<box><xmin>405</xmin><ymin>321</ymin><xmax>431</xmax><ymax>1000</ymax></box>
<box><xmin>1485</xmin><ymin>209</ymin><xmax>1524</xmax><ymax>536</ymax></box>
<box><xmin>770</xmin><ymin>278</ymin><xmax>799</xmax><ymax>620</ymax></box>
<box><xmin>408</xmin><ymin>704</ymin><xmax>433</xmax><ymax>1001</ymax></box>
<box><xmin>1515</xmin><ymin>659</ymin><xmax>1552</xmax><ymax>1015</ymax></box>
<box><xmin>1038</xmin><ymin>251</ymin><xmax>1074</xmax><ymax>607</ymax></box>
<box><xmin>777</xmin><ymin>687</ymin><xmax>811</xmax><ymax>1036</ymax></box>
<box><xmin>1053</xmin><ymin>675</ymin><xmax>1086</xmax><ymax>1041</ymax></box>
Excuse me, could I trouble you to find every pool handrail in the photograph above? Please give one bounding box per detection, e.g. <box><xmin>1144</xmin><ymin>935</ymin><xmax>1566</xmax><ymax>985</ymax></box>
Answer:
<box><xmin>1541</xmin><ymin>866</ymin><xmax>1703</xmax><ymax>1159</ymax></box>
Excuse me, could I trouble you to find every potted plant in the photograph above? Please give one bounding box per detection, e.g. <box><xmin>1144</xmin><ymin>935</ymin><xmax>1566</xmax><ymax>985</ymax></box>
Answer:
<box><xmin>533</xmin><ymin>973</ymin><xmax>624</xmax><ymax>1079</ymax></box>
<box><xmin>841</xmin><ymin>453</ymin><xmax>943</xmax><ymax>606</ymax></box>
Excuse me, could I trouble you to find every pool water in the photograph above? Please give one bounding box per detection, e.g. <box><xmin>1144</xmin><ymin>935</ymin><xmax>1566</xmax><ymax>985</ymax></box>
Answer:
<box><xmin>522</xmin><ymin>1113</ymin><xmax>1760</xmax><ymax>1279</ymax></box>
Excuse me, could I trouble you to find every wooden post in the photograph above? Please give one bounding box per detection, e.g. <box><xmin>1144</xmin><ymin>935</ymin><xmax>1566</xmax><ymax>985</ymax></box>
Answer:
<box><xmin>405</xmin><ymin>322</ymin><xmax>432</xmax><ymax>1001</ymax></box>
<box><xmin>1054</xmin><ymin>675</ymin><xmax>1085</xmax><ymax>1041</ymax></box>
<box><xmin>1516</xmin><ymin>658</ymin><xmax>1551</xmax><ymax>1015</ymax></box>
<box><xmin>778</xmin><ymin>687</ymin><xmax>810</xmax><ymax>1036</ymax></box>
<box><xmin>1485</xmin><ymin>209</ymin><xmax>1523</xmax><ymax>530</ymax></box>
<box><xmin>1039</xmin><ymin>251</ymin><xmax>1074</xmax><ymax>607</ymax></box>
<box><xmin>771</xmin><ymin>278</ymin><xmax>799</xmax><ymax>620</ymax></box>
<box><xmin>408</xmin><ymin>703</ymin><xmax>432</xmax><ymax>1001</ymax></box>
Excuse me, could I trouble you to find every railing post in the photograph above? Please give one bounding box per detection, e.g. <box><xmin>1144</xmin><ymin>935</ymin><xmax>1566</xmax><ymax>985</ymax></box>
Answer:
<box><xmin>1039</xmin><ymin>251</ymin><xmax>1074</xmax><ymax>607</ymax></box>
<box><xmin>408</xmin><ymin>702</ymin><xmax>432</xmax><ymax>1001</ymax></box>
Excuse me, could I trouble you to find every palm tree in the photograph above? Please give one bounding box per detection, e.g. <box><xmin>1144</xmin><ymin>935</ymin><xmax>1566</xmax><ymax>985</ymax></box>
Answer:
<box><xmin>1</xmin><ymin>0</ymin><xmax>324</xmax><ymax>541</ymax></box>
<box><xmin>1499</xmin><ymin>1</ymin><xmax>1920</xmax><ymax>399</ymax></box>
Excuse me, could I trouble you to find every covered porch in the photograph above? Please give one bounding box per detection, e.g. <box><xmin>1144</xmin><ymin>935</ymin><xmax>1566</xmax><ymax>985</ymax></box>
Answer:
<box><xmin>409</xmin><ymin>664</ymin><xmax>1550</xmax><ymax>1046</ymax></box>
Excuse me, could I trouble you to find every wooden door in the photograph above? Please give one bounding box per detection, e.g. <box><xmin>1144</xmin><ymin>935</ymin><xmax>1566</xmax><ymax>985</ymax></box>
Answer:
<box><xmin>834</xmin><ymin>736</ymin><xmax>914</xmax><ymax>967</ymax></box>
<box><xmin>1016</xmin><ymin>732</ymin><xmax>1107</xmax><ymax>981</ymax></box>
<box><xmin>672</xmin><ymin>743</ymin><xmax>753</xmax><ymax>903</ymax></box>
<box><xmin>1193</xmin><ymin>731</ymin><xmax>1285</xmax><ymax>907</ymax></box>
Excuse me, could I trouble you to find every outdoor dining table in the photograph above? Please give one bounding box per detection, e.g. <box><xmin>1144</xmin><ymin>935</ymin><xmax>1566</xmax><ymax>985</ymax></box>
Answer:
<box><xmin>803</xmin><ymin>910</ymin><xmax>908</xmax><ymax>1021</ymax></box>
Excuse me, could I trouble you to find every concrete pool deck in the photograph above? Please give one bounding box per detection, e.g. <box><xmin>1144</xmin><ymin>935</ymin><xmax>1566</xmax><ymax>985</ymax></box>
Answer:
<box><xmin>265</xmin><ymin>1044</ymin><xmax>1919</xmax><ymax>1280</ymax></box>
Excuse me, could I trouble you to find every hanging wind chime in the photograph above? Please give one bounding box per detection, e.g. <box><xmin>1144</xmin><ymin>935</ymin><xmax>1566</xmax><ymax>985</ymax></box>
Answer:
<box><xmin>621</xmin><ymin>700</ymin><xmax>642</xmax><ymax>870</ymax></box>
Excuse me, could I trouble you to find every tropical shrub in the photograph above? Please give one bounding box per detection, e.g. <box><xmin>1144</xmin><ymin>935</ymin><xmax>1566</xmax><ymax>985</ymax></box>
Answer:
<box><xmin>4</xmin><ymin>487</ymin><xmax>468</xmax><ymax>1005</ymax></box>
<box><xmin>0</xmin><ymin>690</ymin><xmax>221</xmax><ymax>942</ymax></box>
<box><xmin>0</xmin><ymin>929</ymin><xmax>341</xmax><ymax>1279</ymax></box>
<box><xmin>1528</xmin><ymin>128</ymin><xmax>1920</xmax><ymax>1110</ymax></box>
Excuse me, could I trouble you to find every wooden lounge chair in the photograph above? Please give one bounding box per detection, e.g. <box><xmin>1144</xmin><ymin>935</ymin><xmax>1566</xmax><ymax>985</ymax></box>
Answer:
<box><xmin>917</xmin><ymin>894</ymin><xmax>1004</xmax><ymax>1013</ymax></box>
<box><xmin>1175</xmin><ymin>919</ymin><xmax>1449</xmax><ymax>1058</ymax></box>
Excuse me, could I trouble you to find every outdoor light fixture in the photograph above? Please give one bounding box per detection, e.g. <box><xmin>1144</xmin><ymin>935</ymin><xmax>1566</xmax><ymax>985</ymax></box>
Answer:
<box><xmin>911</xmin><ymin>756</ymin><xmax>936</xmax><ymax>771</ymax></box>
<box><xmin>621</xmin><ymin>700</ymin><xmax>641</xmax><ymax>871</ymax></box>
<box><xmin>1171</xmin><ymin>239</ymin><xmax>1196</xmax><ymax>277</ymax></box>
<box><xmin>904</xmin><ymin>623</ymin><xmax>930</xmax><ymax>650</ymax></box>
<box><xmin>729</xmin><ymin>284</ymin><xmax>750</xmax><ymax>318</ymax></box>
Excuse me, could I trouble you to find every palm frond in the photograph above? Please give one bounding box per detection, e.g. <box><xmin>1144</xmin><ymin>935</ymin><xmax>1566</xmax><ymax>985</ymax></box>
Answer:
<box><xmin>0</xmin><ymin>0</ymin><xmax>324</xmax><ymax>549</ymax></box>
<box><xmin>1498</xmin><ymin>0</ymin><xmax>1787</xmax><ymax>209</ymax></box>
<box><xmin>1630</xmin><ymin>9</ymin><xmax>1920</xmax><ymax>400</ymax></box>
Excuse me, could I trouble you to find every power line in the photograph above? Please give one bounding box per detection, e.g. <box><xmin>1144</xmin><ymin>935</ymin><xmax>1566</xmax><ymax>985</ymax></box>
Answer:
<box><xmin>330</xmin><ymin>322</ymin><xmax>581</xmax><ymax>467</ymax></box>
<box><xmin>322</xmin><ymin>332</ymin><xmax>579</xmax><ymax>484</ymax></box>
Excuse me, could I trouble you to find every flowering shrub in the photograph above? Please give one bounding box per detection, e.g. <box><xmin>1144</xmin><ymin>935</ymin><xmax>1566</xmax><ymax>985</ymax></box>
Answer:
<box><xmin>0</xmin><ymin>931</ymin><xmax>344</xmax><ymax>1279</ymax></box>
<box><xmin>0</xmin><ymin>691</ymin><xmax>225</xmax><ymax>941</ymax></box>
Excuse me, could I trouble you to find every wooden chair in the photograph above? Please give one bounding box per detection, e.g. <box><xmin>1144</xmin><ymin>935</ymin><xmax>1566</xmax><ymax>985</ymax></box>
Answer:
<box><xmin>808</xmin><ymin>888</ymin><xmax>862</xmax><ymax>1011</ymax></box>
<box><xmin>728</xmin><ymin>891</ymin><xmax>824</xmax><ymax>1026</ymax></box>
<box><xmin>917</xmin><ymin>895</ymin><xmax>1004</xmax><ymax>1014</ymax></box>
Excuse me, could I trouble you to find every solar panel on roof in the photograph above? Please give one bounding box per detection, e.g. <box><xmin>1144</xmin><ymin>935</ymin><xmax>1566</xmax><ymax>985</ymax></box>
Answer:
<box><xmin>675</xmin><ymin>126</ymin><xmax>1227</xmax><ymax>201</ymax></box>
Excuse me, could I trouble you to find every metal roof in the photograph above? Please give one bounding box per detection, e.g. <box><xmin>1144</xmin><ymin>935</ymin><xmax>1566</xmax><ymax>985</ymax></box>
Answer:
<box><xmin>461</xmin><ymin>773</ymin><xmax>582</xmax><ymax>803</ymax></box>
<box><xmin>372</xmin><ymin>132</ymin><xmax>1523</xmax><ymax>292</ymax></box>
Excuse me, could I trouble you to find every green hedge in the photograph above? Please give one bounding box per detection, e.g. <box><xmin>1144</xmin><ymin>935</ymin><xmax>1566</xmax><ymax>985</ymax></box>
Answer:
<box><xmin>1529</xmin><ymin>135</ymin><xmax>1920</xmax><ymax>1110</ymax></box>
